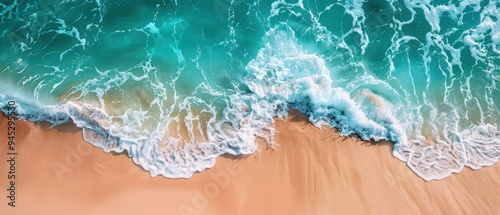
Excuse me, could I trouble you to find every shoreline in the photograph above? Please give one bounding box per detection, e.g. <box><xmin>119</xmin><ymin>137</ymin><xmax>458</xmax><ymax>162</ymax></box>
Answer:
<box><xmin>0</xmin><ymin>112</ymin><xmax>499</xmax><ymax>214</ymax></box>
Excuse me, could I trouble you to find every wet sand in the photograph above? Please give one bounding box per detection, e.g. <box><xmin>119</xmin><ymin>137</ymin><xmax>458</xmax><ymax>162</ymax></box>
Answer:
<box><xmin>0</xmin><ymin>112</ymin><xmax>499</xmax><ymax>214</ymax></box>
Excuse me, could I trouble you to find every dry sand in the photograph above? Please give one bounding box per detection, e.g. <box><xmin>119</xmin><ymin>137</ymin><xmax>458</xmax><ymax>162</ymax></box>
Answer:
<box><xmin>0</xmin><ymin>112</ymin><xmax>499</xmax><ymax>215</ymax></box>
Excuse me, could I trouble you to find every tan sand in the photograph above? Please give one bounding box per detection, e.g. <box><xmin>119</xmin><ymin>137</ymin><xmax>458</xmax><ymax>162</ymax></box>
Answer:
<box><xmin>0</xmin><ymin>111</ymin><xmax>499</xmax><ymax>215</ymax></box>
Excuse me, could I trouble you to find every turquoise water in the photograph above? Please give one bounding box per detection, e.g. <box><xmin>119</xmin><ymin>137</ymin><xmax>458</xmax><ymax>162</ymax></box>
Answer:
<box><xmin>1</xmin><ymin>0</ymin><xmax>499</xmax><ymax>180</ymax></box>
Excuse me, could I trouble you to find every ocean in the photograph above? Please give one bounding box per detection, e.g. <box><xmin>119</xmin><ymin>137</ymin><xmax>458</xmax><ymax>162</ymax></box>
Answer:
<box><xmin>0</xmin><ymin>0</ymin><xmax>499</xmax><ymax>180</ymax></box>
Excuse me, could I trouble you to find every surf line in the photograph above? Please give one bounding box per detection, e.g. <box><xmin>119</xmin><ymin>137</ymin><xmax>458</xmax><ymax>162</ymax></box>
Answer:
<box><xmin>5</xmin><ymin>100</ymin><xmax>17</xmax><ymax>207</ymax></box>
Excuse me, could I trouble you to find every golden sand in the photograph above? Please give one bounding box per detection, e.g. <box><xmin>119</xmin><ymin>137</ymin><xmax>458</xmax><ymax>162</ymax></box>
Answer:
<box><xmin>0</xmin><ymin>112</ymin><xmax>499</xmax><ymax>214</ymax></box>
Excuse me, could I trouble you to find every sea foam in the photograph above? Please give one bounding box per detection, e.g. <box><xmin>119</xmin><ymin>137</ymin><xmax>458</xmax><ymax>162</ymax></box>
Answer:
<box><xmin>1</xmin><ymin>0</ymin><xmax>499</xmax><ymax>180</ymax></box>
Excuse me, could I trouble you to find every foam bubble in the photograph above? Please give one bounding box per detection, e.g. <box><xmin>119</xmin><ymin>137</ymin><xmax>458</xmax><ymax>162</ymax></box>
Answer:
<box><xmin>1</xmin><ymin>0</ymin><xmax>500</xmax><ymax>181</ymax></box>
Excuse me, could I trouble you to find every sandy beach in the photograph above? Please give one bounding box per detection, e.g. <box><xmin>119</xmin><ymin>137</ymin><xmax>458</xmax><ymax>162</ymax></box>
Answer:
<box><xmin>1</xmin><ymin>112</ymin><xmax>499</xmax><ymax>215</ymax></box>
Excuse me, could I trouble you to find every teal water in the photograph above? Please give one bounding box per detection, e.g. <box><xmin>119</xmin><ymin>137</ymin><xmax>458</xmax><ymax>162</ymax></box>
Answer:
<box><xmin>1</xmin><ymin>0</ymin><xmax>499</xmax><ymax>180</ymax></box>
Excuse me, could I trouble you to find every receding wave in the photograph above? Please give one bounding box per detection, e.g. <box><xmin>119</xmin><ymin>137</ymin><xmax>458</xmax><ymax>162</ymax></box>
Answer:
<box><xmin>1</xmin><ymin>0</ymin><xmax>499</xmax><ymax>180</ymax></box>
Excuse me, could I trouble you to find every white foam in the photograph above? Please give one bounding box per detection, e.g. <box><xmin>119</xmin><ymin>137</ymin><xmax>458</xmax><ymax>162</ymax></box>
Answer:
<box><xmin>1</xmin><ymin>0</ymin><xmax>500</xmax><ymax>182</ymax></box>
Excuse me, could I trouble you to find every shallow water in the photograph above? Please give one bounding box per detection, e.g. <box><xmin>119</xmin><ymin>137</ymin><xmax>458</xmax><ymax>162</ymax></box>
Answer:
<box><xmin>1</xmin><ymin>0</ymin><xmax>499</xmax><ymax>180</ymax></box>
